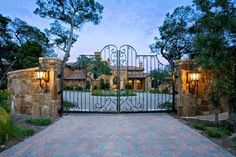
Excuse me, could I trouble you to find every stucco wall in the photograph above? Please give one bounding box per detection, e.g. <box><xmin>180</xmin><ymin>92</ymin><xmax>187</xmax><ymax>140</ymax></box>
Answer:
<box><xmin>7</xmin><ymin>58</ymin><xmax>62</xmax><ymax>118</ymax></box>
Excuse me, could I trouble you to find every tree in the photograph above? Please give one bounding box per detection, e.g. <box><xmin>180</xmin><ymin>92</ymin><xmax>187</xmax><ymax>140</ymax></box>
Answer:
<box><xmin>14</xmin><ymin>41</ymin><xmax>43</xmax><ymax>69</ymax></box>
<box><xmin>0</xmin><ymin>15</ymin><xmax>17</xmax><ymax>89</ymax></box>
<box><xmin>149</xmin><ymin>6</ymin><xmax>195</xmax><ymax>110</ymax></box>
<box><xmin>91</xmin><ymin>55</ymin><xmax>111</xmax><ymax>79</ymax></box>
<box><xmin>150</xmin><ymin>6</ymin><xmax>196</xmax><ymax>70</ymax></box>
<box><xmin>34</xmin><ymin>0</ymin><xmax>104</xmax><ymax>83</ymax></box>
<box><xmin>192</xmin><ymin>0</ymin><xmax>236</xmax><ymax>121</ymax></box>
<box><xmin>11</xmin><ymin>18</ymin><xmax>55</xmax><ymax>57</ymax></box>
<box><xmin>74</xmin><ymin>55</ymin><xmax>111</xmax><ymax>80</ymax></box>
<box><xmin>150</xmin><ymin>69</ymin><xmax>169</xmax><ymax>89</ymax></box>
<box><xmin>0</xmin><ymin>14</ymin><xmax>56</xmax><ymax>89</ymax></box>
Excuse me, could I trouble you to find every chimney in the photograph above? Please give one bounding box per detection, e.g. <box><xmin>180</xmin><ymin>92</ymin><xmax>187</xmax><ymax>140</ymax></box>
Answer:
<box><xmin>94</xmin><ymin>51</ymin><xmax>101</xmax><ymax>56</ymax></box>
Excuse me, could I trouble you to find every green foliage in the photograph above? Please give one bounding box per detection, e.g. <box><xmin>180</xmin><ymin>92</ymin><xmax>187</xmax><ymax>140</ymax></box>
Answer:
<box><xmin>0</xmin><ymin>90</ymin><xmax>11</xmax><ymax>113</ymax></box>
<box><xmin>91</xmin><ymin>56</ymin><xmax>112</xmax><ymax>78</ymax></box>
<box><xmin>25</xmin><ymin>118</ymin><xmax>52</xmax><ymax>126</ymax></box>
<box><xmin>11</xmin><ymin>18</ymin><xmax>50</xmax><ymax>51</ymax></box>
<box><xmin>193</xmin><ymin>121</ymin><xmax>232</xmax><ymax>138</ymax></box>
<box><xmin>63</xmin><ymin>100</ymin><xmax>76</xmax><ymax>110</ymax></box>
<box><xmin>100</xmin><ymin>79</ymin><xmax>110</xmax><ymax>90</ymax></box>
<box><xmin>150</xmin><ymin>70</ymin><xmax>170</xmax><ymax>90</ymax></box>
<box><xmin>206</xmin><ymin>127</ymin><xmax>231</xmax><ymax>138</ymax></box>
<box><xmin>150</xmin><ymin>6</ymin><xmax>196</xmax><ymax>69</ymax></box>
<box><xmin>125</xmin><ymin>83</ymin><xmax>132</xmax><ymax>90</ymax></box>
<box><xmin>92</xmin><ymin>90</ymin><xmax>136</xmax><ymax>96</ymax></box>
<box><xmin>160</xmin><ymin>101</ymin><xmax>173</xmax><ymax>110</ymax></box>
<box><xmin>0</xmin><ymin>107</ymin><xmax>35</xmax><ymax>145</ymax></box>
<box><xmin>193</xmin><ymin>123</ymin><xmax>207</xmax><ymax>131</ymax></box>
<box><xmin>0</xmin><ymin>107</ymin><xmax>11</xmax><ymax>144</ymax></box>
<box><xmin>63</xmin><ymin>86</ymin><xmax>83</xmax><ymax>91</ymax></box>
<box><xmin>75</xmin><ymin>56</ymin><xmax>112</xmax><ymax>80</ymax></box>
<box><xmin>193</xmin><ymin>0</ymin><xmax>236</xmax><ymax>119</ymax></box>
<box><xmin>150</xmin><ymin>70</ymin><xmax>167</xmax><ymax>82</ymax></box>
<box><xmin>12</xmin><ymin>126</ymin><xmax>34</xmax><ymax>138</ymax></box>
<box><xmin>75</xmin><ymin>56</ymin><xmax>91</xmax><ymax>70</ymax></box>
<box><xmin>34</xmin><ymin>0</ymin><xmax>104</xmax><ymax>74</ymax></box>
<box><xmin>161</xmin><ymin>88</ymin><xmax>170</xmax><ymax>94</ymax></box>
<box><xmin>34</xmin><ymin>0</ymin><xmax>104</xmax><ymax>29</ymax></box>
<box><xmin>150</xmin><ymin>0</ymin><xmax>235</xmax><ymax>119</ymax></box>
<box><xmin>149</xmin><ymin>89</ymin><xmax>161</xmax><ymax>93</ymax></box>
<box><xmin>14</xmin><ymin>41</ymin><xmax>42</xmax><ymax>69</ymax></box>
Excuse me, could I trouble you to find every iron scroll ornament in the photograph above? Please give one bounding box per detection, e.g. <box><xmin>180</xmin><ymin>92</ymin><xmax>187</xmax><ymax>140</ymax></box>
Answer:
<box><xmin>62</xmin><ymin>44</ymin><xmax>174</xmax><ymax>113</ymax></box>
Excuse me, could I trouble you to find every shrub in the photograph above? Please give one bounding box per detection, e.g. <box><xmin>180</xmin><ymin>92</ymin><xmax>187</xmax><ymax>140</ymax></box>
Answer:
<box><xmin>25</xmin><ymin>118</ymin><xmax>52</xmax><ymax>126</ymax></box>
<box><xmin>0</xmin><ymin>107</ymin><xmax>11</xmax><ymax>144</ymax></box>
<box><xmin>63</xmin><ymin>86</ymin><xmax>83</xmax><ymax>91</ymax></box>
<box><xmin>123</xmin><ymin>90</ymin><xmax>136</xmax><ymax>96</ymax></box>
<box><xmin>0</xmin><ymin>107</ymin><xmax>35</xmax><ymax>145</ymax></box>
<box><xmin>12</xmin><ymin>125</ymin><xmax>34</xmax><ymax>138</ymax></box>
<box><xmin>149</xmin><ymin>89</ymin><xmax>161</xmax><ymax>93</ymax></box>
<box><xmin>92</xmin><ymin>90</ymin><xmax>136</xmax><ymax>96</ymax></box>
<box><xmin>159</xmin><ymin>101</ymin><xmax>172</xmax><ymax>110</ymax></box>
<box><xmin>206</xmin><ymin>127</ymin><xmax>231</xmax><ymax>138</ymax></box>
<box><xmin>125</xmin><ymin>83</ymin><xmax>132</xmax><ymax>90</ymax></box>
<box><xmin>161</xmin><ymin>87</ymin><xmax>170</xmax><ymax>94</ymax></box>
<box><xmin>193</xmin><ymin>123</ymin><xmax>207</xmax><ymax>131</ymax></box>
<box><xmin>63</xmin><ymin>100</ymin><xmax>76</xmax><ymax>110</ymax></box>
<box><xmin>0</xmin><ymin>90</ymin><xmax>11</xmax><ymax>113</ymax></box>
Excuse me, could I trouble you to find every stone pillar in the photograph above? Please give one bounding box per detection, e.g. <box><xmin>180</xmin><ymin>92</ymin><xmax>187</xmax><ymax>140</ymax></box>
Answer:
<box><xmin>174</xmin><ymin>60</ymin><xmax>228</xmax><ymax>117</ymax></box>
<box><xmin>7</xmin><ymin>57</ymin><xmax>62</xmax><ymax>118</ymax></box>
<box><xmin>174</xmin><ymin>60</ymin><xmax>198</xmax><ymax>116</ymax></box>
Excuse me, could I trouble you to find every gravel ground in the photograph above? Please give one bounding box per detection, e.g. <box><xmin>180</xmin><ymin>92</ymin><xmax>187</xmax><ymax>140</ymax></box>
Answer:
<box><xmin>0</xmin><ymin>113</ymin><xmax>60</xmax><ymax>153</ymax></box>
<box><xmin>169</xmin><ymin>113</ymin><xmax>236</xmax><ymax>156</ymax></box>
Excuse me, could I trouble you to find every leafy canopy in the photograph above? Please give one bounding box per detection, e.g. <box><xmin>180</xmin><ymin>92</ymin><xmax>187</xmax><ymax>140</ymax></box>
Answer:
<box><xmin>34</xmin><ymin>0</ymin><xmax>103</xmax><ymax>57</ymax></box>
<box><xmin>34</xmin><ymin>0</ymin><xmax>104</xmax><ymax>80</ymax></box>
<box><xmin>75</xmin><ymin>55</ymin><xmax>111</xmax><ymax>79</ymax></box>
<box><xmin>150</xmin><ymin>6</ymin><xmax>196</xmax><ymax>69</ymax></box>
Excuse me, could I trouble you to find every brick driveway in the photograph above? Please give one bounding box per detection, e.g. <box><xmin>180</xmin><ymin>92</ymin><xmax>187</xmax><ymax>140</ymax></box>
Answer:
<box><xmin>0</xmin><ymin>114</ymin><xmax>234</xmax><ymax>157</ymax></box>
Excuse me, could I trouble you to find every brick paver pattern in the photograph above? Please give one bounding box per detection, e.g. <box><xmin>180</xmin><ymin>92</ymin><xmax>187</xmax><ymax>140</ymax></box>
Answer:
<box><xmin>0</xmin><ymin>114</ymin><xmax>235</xmax><ymax>157</ymax></box>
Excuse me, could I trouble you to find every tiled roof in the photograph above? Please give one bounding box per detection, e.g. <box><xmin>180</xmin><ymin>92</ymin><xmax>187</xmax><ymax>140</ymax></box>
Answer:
<box><xmin>66</xmin><ymin>62</ymin><xmax>76</xmax><ymax>67</ymax></box>
<box><xmin>64</xmin><ymin>71</ymin><xmax>86</xmax><ymax>80</ymax></box>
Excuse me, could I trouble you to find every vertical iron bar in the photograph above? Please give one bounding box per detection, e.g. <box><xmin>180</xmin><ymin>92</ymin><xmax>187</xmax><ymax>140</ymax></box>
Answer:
<box><xmin>117</xmin><ymin>49</ymin><xmax>120</xmax><ymax>113</ymax></box>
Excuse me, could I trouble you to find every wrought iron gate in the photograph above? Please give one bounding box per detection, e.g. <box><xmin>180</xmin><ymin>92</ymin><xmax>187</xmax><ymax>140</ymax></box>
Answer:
<box><xmin>62</xmin><ymin>45</ymin><xmax>174</xmax><ymax>113</ymax></box>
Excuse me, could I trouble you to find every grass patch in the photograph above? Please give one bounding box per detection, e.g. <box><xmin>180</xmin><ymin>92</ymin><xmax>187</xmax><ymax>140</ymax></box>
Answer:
<box><xmin>25</xmin><ymin>118</ymin><xmax>52</xmax><ymax>126</ymax></box>
<box><xmin>13</xmin><ymin>126</ymin><xmax>34</xmax><ymax>138</ymax></box>
<box><xmin>206</xmin><ymin>127</ymin><xmax>231</xmax><ymax>138</ymax></box>
<box><xmin>192</xmin><ymin>121</ymin><xmax>215</xmax><ymax>131</ymax></box>
<box><xmin>193</xmin><ymin>123</ymin><xmax>208</xmax><ymax>131</ymax></box>
<box><xmin>192</xmin><ymin>121</ymin><xmax>232</xmax><ymax>138</ymax></box>
<box><xmin>0</xmin><ymin>120</ymin><xmax>34</xmax><ymax>144</ymax></box>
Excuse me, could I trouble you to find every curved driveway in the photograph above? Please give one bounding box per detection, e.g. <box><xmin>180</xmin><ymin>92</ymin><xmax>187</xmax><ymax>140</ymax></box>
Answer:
<box><xmin>1</xmin><ymin>114</ymin><xmax>234</xmax><ymax>157</ymax></box>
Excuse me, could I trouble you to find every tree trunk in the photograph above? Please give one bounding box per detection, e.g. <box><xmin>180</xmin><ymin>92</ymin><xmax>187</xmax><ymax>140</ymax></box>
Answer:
<box><xmin>59</xmin><ymin>22</ymin><xmax>74</xmax><ymax>114</ymax></box>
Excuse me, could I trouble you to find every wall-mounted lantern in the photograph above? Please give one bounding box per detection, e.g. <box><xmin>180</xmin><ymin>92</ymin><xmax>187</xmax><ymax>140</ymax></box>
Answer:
<box><xmin>187</xmin><ymin>71</ymin><xmax>200</xmax><ymax>96</ymax></box>
<box><xmin>35</xmin><ymin>65</ymin><xmax>49</xmax><ymax>91</ymax></box>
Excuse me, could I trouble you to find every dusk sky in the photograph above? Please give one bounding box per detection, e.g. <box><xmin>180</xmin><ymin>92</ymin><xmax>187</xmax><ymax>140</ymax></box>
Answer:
<box><xmin>0</xmin><ymin>0</ymin><xmax>192</xmax><ymax>62</ymax></box>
